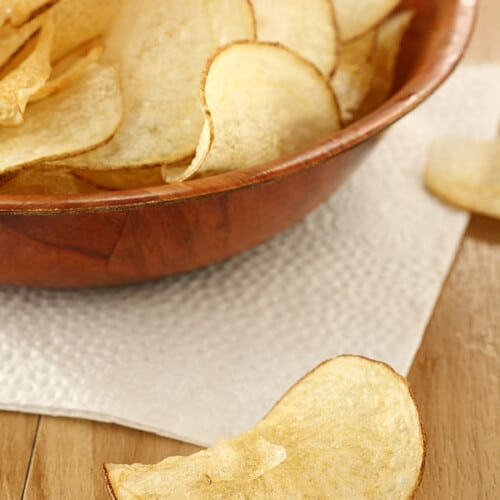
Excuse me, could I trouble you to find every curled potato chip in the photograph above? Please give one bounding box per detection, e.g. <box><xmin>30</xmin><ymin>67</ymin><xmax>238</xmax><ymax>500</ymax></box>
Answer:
<box><xmin>425</xmin><ymin>138</ymin><xmax>500</xmax><ymax>220</ymax></box>
<box><xmin>252</xmin><ymin>0</ymin><xmax>338</xmax><ymax>76</ymax></box>
<box><xmin>331</xmin><ymin>29</ymin><xmax>376</xmax><ymax>123</ymax></box>
<box><xmin>0</xmin><ymin>63</ymin><xmax>122</xmax><ymax>175</ymax></box>
<box><xmin>165</xmin><ymin>42</ymin><xmax>341</xmax><ymax>183</ymax></box>
<box><xmin>0</xmin><ymin>11</ymin><xmax>53</xmax><ymax>126</ymax></box>
<box><xmin>30</xmin><ymin>43</ymin><xmax>102</xmax><ymax>102</ymax></box>
<box><xmin>52</xmin><ymin>0</ymin><xmax>256</xmax><ymax>171</ymax></box>
<box><xmin>0</xmin><ymin>0</ymin><xmax>56</xmax><ymax>27</ymax></box>
<box><xmin>332</xmin><ymin>0</ymin><xmax>400</xmax><ymax>41</ymax></box>
<box><xmin>0</xmin><ymin>167</ymin><xmax>100</xmax><ymax>194</ymax></box>
<box><xmin>359</xmin><ymin>10</ymin><xmax>413</xmax><ymax>117</ymax></box>
<box><xmin>105</xmin><ymin>356</ymin><xmax>425</xmax><ymax>499</ymax></box>
<box><xmin>0</xmin><ymin>13</ymin><xmax>43</xmax><ymax>69</ymax></box>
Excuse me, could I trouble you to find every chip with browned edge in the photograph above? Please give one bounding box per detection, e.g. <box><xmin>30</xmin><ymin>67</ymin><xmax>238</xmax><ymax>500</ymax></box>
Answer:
<box><xmin>0</xmin><ymin>11</ymin><xmax>53</xmax><ymax>126</ymax></box>
<box><xmin>331</xmin><ymin>29</ymin><xmax>376</xmax><ymax>123</ymax></box>
<box><xmin>30</xmin><ymin>42</ymin><xmax>102</xmax><ymax>102</ymax></box>
<box><xmin>0</xmin><ymin>63</ymin><xmax>122</xmax><ymax>174</ymax></box>
<box><xmin>332</xmin><ymin>0</ymin><xmax>400</xmax><ymax>41</ymax></box>
<box><xmin>0</xmin><ymin>167</ymin><xmax>100</xmax><ymax>194</ymax></box>
<box><xmin>105</xmin><ymin>356</ymin><xmax>425</xmax><ymax>499</ymax></box>
<box><xmin>52</xmin><ymin>0</ymin><xmax>256</xmax><ymax>170</ymax></box>
<box><xmin>358</xmin><ymin>10</ymin><xmax>413</xmax><ymax>116</ymax></box>
<box><xmin>0</xmin><ymin>13</ymin><xmax>44</xmax><ymax>69</ymax></box>
<box><xmin>252</xmin><ymin>0</ymin><xmax>338</xmax><ymax>76</ymax></box>
<box><xmin>0</xmin><ymin>0</ymin><xmax>57</xmax><ymax>27</ymax></box>
<box><xmin>164</xmin><ymin>41</ymin><xmax>341</xmax><ymax>182</ymax></box>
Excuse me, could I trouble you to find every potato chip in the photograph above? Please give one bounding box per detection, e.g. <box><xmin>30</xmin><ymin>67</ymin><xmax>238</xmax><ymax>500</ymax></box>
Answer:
<box><xmin>208</xmin><ymin>432</ymin><xmax>286</xmax><ymax>482</ymax></box>
<box><xmin>52</xmin><ymin>0</ymin><xmax>256</xmax><ymax>171</ymax></box>
<box><xmin>164</xmin><ymin>42</ymin><xmax>341</xmax><ymax>182</ymax></box>
<box><xmin>104</xmin><ymin>356</ymin><xmax>425</xmax><ymax>499</ymax></box>
<box><xmin>0</xmin><ymin>0</ymin><xmax>56</xmax><ymax>27</ymax></box>
<box><xmin>72</xmin><ymin>165</ymin><xmax>165</xmax><ymax>190</ymax></box>
<box><xmin>0</xmin><ymin>11</ymin><xmax>53</xmax><ymax>126</ymax></box>
<box><xmin>0</xmin><ymin>13</ymin><xmax>43</xmax><ymax>69</ymax></box>
<box><xmin>30</xmin><ymin>43</ymin><xmax>102</xmax><ymax>102</ymax></box>
<box><xmin>359</xmin><ymin>10</ymin><xmax>413</xmax><ymax>116</ymax></box>
<box><xmin>0</xmin><ymin>167</ymin><xmax>100</xmax><ymax>194</ymax></box>
<box><xmin>50</xmin><ymin>0</ymin><xmax>118</xmax><ymax>62</ymax></box>
<box><xmin>331</xmin><ymin>29</ymin><xmax>376</xmax><ymax>124</ymax></box>
<box><xmin>332</xmin><ymin>0</ymin><xmax>400</xmax><ymax>41</ymax></box>
<box><xmin>425</xmin><ymin>138</ymin><xmax>500</xmax><ymax>220</ymax></box>
<box><xmin>252</xmin><ymin>0</ymin><xmax>338</xmax><ymax>76</ymax></box>
<box><xmin>0</xmin><ymin>63</ymin><xmax>122</xmax><ymax>175</ymax></box>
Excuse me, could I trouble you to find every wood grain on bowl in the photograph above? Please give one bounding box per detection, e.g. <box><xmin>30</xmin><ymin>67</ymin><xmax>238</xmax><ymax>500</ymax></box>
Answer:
<box><xmin>0</xmin><ymin>0</ymin><xmax>477</xmax><ymax>287</ymax></box>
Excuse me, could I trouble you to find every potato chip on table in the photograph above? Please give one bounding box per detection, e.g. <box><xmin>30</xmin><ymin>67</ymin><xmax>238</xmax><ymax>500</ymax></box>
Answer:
<box><xmin>105</xmin><ymin>356</ymin><xmax>425</xmax><ymax>499</ymax></box>
<box><xmin>425</xmin><ymin>138</ymin><xmax>500</xmax><ymax>220</ymax></box>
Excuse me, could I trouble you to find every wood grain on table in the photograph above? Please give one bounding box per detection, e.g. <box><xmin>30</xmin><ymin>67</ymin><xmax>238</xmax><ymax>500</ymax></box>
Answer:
<box><xmin>1</xmin><ymin>1</ymin><xmax>499</xmax><ymax>498</ymax></box>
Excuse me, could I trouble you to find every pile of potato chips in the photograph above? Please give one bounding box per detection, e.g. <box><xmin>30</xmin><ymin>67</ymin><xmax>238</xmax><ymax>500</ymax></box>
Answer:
<box><xmin>0</xmin><ymin>0</ymin><xmax>413</xmax><ymax>194</ymax></box>
<box><xmin>104</xmin><ymin>356</ymin><xmax>425</xmax><ymax>499</ymax></box>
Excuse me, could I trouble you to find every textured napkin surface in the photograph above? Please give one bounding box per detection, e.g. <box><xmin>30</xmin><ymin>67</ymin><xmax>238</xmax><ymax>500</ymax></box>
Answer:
<box><xmin>0</xmin><ymin>65</ymin><xmax>498</xmax><ymax>446</ymax></box>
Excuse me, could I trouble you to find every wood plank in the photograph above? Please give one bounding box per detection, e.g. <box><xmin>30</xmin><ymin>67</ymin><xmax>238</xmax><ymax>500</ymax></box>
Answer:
<box><xmin>411</xmin><ymin>7</ymin><xmax>500</xmax><ymax>496</ymax></box>
<box><xmin>410</xmin><ymin>215</ymin><xmax>500</xmax><ymax>499</ymax></box>
<box><xmin>0</xmin><ymin>412</ymin><xmax>39</xmax><ymax>500</ymax></box>
<box><xmin>23</xmin><ymin>417</ymin><xmax>200</xmax><ymax>500</ymax></box>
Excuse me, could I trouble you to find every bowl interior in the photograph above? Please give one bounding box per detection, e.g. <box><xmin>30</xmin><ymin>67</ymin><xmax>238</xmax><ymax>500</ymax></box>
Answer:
<box><xmin>0</xmin><ymin>0</ymin><xmax>477</xmax><ymax>214</ymax></box>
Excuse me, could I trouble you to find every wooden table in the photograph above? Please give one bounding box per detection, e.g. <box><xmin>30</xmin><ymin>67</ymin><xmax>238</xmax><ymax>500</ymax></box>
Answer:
<box><xmin>2</xmin><ymin>3</ymin><xmax>499</xmax><ymax>498</ymax></box>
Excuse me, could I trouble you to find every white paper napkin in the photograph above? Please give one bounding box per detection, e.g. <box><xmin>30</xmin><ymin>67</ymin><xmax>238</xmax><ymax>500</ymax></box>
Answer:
<box><xmin>0</xmin><ymin>64</ymin><xmax>498</xmax><ymax>447</ymax></box>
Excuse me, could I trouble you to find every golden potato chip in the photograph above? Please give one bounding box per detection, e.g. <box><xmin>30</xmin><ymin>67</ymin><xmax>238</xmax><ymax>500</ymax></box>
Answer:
<box><xmin>0</xmin><ymin>0</ymin><xmax>56</xmax><ymax>27</ymax></box>
<box><xmin>332</xmin><ymin>0</ymin><xmax>400</xmax><ymax>41</ymax></box>
<box><xmin>72</xmin><ymin>165</ymin><xmax>165</xmax><ymax>190</ymax></box>
<box><xmin>50</xmin><ymin>0</ymin><xmax>117</xmax><ymax>62</ymax></box>
<box><xmin>0</xmin><ymin>11</ymin><xmax>53</xmax><ymax>126</ymax></box>
<box><xmin>252</xmin><ymin>0</ymin><xmax>338</xmax><ymax>76</ymax></box>
<box><xmin>30</xmin><ymin>43</ymin><xmax>102</xmax><ymax>102</ymax></box>
<box><xmin>52</xmin><ymin>0</ymin><xmax>256</xmax><ymax>171</ymax></box>
<box><xmin>425</xmin><ymin>138</ymin><xmax>500</xmax><ymax>220</ymax></box>
<box><xmin>105</xmin><ymin>431</ymin><xmax>285</xmax><ymax>499</ymax></box>
<box><xmin>0</xmin><ymin>13</ymin><xmax>43</xmax><ymax>69</ymax></box>
<box><xmin>331</xmin><ymin>29</ymin><xmax>376</xmax><ymax>124</ymax></box>
<box><xmin>164</xmin><ymin>42</ymin><xmax>341</xmax><ymax>182</ymax></box>
<box><xmin>0</xmin><ymin>167</ymin><xmax>100</xmax><ymax>194</ymax></box>
<box><xmin>105</xmin><ymin>356</ymin><xmax>425</xmax><ymax>499</ymax></box>
<box><xmin>359</xmin><ymin>10</ymin><xmax>413</xmax><ymax>116</ymax></box>
<box><xmin>0</xmin><ymin>63</ymin><xmax>122</xmax><ymax>174</ymax></box>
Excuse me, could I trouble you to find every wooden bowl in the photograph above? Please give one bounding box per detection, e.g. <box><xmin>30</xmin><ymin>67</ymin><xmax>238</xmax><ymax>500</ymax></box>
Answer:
<box><xmin>0</xmin><ymin>0</ymin><xmax>477</xmax><ymax>288</ymax></box>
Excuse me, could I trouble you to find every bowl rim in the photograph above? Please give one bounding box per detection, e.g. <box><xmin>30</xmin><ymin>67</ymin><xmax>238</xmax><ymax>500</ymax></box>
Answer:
<box><xmin>0</xmin><ymin>0</ymin><xmax>478</xmax><ymax>215</ymax></box>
